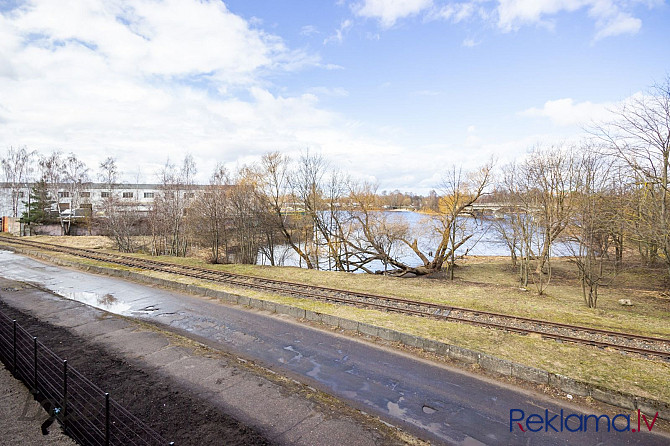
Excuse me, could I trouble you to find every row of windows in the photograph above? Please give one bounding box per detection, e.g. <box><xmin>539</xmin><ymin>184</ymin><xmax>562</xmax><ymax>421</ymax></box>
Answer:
<box><xmin>100</xmin><ymin>191</ymin><xmax>154</xmax><ymax>199</ymax></box>
<box><xmin>15</xmin><ymin>191</ymin><xmax>197</xmax><ymax>199</ymax></box>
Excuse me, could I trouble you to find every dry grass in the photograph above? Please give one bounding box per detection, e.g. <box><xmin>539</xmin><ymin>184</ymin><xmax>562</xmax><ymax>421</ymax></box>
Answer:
<box><xmin>5</xmin><ymin>235</ymin><xmax>670</xmax><ymax>403</ymax></box>
<box><xmin>27</xmin><ymin>235</ymin><xmax>114</xmax><ymax>250</ymax></box>
<box><xmin>66</xmin><ymin>244</ymin><xmax>670</xmax><ymax>338</ymax></box>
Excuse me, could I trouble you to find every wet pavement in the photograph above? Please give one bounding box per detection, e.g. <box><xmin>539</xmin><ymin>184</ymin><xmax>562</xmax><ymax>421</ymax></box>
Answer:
<box><xmin>0</xmin><ymin>250</ymin><xmax>668</xmax><ymax>445</ymax></box>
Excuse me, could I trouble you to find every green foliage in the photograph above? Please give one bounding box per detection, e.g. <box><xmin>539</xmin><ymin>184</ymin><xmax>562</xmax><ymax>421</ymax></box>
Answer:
<box><xmin>20</xmin><ymin>179</ymin><xmax>54</xmax><ymax>224</ymax></box>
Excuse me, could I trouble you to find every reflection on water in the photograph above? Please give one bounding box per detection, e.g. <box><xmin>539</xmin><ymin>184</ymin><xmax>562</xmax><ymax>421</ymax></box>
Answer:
<box><xmin>98</xmin><ymin>293</ymin><xmax>117</xmax><ymax>306</ymax></box>
<box><xmin>55</xmin><ymin>290</ymin><xmax>131</xmax><ymax>314</ymax></box>
<box><xmin>258</xmin><ymin>211</ymin><xmax>574</xmax><ymax>272</ymax></box>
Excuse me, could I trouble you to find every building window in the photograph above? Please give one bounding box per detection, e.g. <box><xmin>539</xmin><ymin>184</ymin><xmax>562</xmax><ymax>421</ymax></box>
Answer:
<box><xmin>122</xmin><ymin>192</ymin><xmax>134</xmax><ymax>198</ymax></box>
<box><xmin>58</xmin><ymin>191</ymin><xmax>70</xmax><ymax>198</ymax></box>
<box><xmin>101</xmin><ymin>192</ymin><xmax>111</xmax><ymax>198</ymax></box>
<box><xmin>144</xmin><ymin>192</ymin><xmax>154</xmax><ymax>198</ymax></box>
<box><xmin>18</xmin><ymin>192</ymin><xmax>24</xmax><ymax>198</ymax></box>
<box><xmin>81</xmin><ymin>192</ymin><xmax>91</xmax><ymax>198</ymax></box>
<box><xmin>184</xmin><ymin>192</ymin><xmax>195</xmax><ymax>199</ymax></box>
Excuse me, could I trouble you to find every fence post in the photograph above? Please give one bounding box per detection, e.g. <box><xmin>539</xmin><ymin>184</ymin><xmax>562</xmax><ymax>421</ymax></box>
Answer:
<box><xmin>33</xmin><ymin>337</ymin><xmax>38</xmax><ymax>394</ymax></box>
<box><xmin>12</xmin><ymin>320</ymin><xmax>16</xmax><ymax>373</ymax></box>
<box><xmin>105</xmin><ymin>393</ymin><xmax>110</xmax><ymax>446</ymax></box>
<box><xmin>62</xmin><ymin>360</ymin><xmax>68</xmax><ymax>432</ymax></box>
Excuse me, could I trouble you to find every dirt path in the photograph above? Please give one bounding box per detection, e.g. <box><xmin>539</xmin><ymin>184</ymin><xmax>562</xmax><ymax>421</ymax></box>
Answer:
<box><xmin>0</xmin><ymin>363</ymin><xmax>76</xmax><ymax>445</ymax></box>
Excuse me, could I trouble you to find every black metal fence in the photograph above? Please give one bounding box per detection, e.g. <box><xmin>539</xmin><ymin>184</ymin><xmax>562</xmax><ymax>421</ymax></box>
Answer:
<box><xmin>0</xmin><ymin>310</ymin><xmax>173</xmax><ymax>445</ymax></box>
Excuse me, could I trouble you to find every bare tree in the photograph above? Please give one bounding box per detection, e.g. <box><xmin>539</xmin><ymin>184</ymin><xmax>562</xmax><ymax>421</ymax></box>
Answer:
<box><xmin>38</xmin><ymin>151</ymin><xmax>64</xmax><ymax>210</ymax></box>
<box><xmin>193</xmin><ymin>164</ymin><xmax>230</xmax><ymax>263</ymax></box>
<box><xmin>497</xmin><ymin>162</ymin><xmax>541</xmax><ymax>289</ymax></box>
<box><xmin>150</xmin><ymin>157</ymin><xmax>191</xmax><ymax>256</ymax></box>
<box><xmin>292</xmin><ymin>150</ymin><xmax>333</xmax><ymax>269</ymax></box>
<box><xmin>227</xmin><ymin>168</ymin><xmax>266</xmax><ymax>264</ymax></box>
<box><xmin>99</xmin><ymin>157</ymin><xmax>118</xmax><ymax>194</ymax></box>
<box><xmin>563</xmin><ymin>146</ymin><xmax>620</xmax><ymax>307</ymax></box>
<box><xmin>181</xmin><ymin>153</ymin><xmax>197</xmax><ymax>208</ymax></box>
<box><xmin>606</xmin><ymin>164</ymin><xmax>628</xmax><ymax>265</ymax></box>
<box><xmin>592</xmin><ymin>77</ymin><xmax>670</xmax><ymax>273</ymax></box>
<box><xmin>104</xmin><ymin>200</ymin><xmax>142</xmax><ymax>252</ymax></box>
<box><xmin>62</xmin><ymin>153</ymin><xmax>90</xmax><ymax>211</ymax></box>
<box><xmin>341</xmin><ymin>162</ymin><xmax>493</xmax><ymax>277</ymax></box>
<box><xmin>254</xmin><ymin>152</ymin><xmax>315</xmax><ymax>268</ymax></box>
<box><xmin>404</xmin><ymin>162</ymin><xmax>492</xmax><ymax>277</ymax></box>
<box><xmin>497</xmin><ymin>148</ymin><xmax>581</xmax><ymax>296</ymax></box>
<box><xmin>339</xmin><ymin>181</ymin><xmax>410</xmax><ymax>274</ymax></box>
<box><xmin>318</xmin><ymin>169</ymin><xmax>351</xmax><ymax>271</ymax></box>
<box><xmin>1</xmin><ymin>146</ymin><xmax>35</xmax><ymax>217</ymax></box>
<box><xmin>525</xmin><ymin>145</ymin><xmax>582</xmax><ymax>277</ymax></box>
<box><xmin>97</xmin><ymin>157</ymin><xmax>139</xmax><ymax>252</ymax></box>
<box><xmin>490</xmin><ymin>200</ymin><xmax>519</xmax><ymax>268</ymax></box>
<box><xmin>98</xmin><ymin>156</ymin><xmax>119</xmax><ymax>225</ymax></box>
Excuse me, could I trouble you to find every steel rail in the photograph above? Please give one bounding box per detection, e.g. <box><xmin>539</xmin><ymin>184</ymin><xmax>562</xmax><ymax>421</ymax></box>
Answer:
<box><xmin>2</xmin><ymin>237</ymin><xmax>669</xmax><ymax>360</ymax></box>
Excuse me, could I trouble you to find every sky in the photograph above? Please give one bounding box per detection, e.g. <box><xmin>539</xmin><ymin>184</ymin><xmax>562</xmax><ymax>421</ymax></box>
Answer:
<box><xmin>0</xmin><ymin>0</ymin><xmax>669</xmax><ymax>193</ymax></box>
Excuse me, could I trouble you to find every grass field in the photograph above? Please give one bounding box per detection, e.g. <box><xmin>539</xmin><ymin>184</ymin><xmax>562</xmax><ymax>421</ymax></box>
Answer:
<box><xmin>4</xmin><ymin>235</ymin><xmax>670</xmax><ymax>403</ymax></box>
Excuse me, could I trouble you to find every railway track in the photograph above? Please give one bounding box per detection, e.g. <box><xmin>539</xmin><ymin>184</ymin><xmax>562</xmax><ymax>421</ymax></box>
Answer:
<box><xmin>1</xmin><ymin>236</ymin><xmax>669</xmax><ymax>360</ymax></box>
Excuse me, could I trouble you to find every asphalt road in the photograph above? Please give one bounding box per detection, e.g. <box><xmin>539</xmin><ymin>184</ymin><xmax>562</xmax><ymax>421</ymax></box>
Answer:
<box><xmin>0</xmin><ymin>249</ymin><xmax>667</xmax><ymax>446</ymax></box>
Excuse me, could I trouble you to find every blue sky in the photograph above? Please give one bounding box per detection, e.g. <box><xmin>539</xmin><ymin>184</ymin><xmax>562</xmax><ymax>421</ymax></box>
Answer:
<box><xmin>0</xmin><ymin>0</ymin><xmax>669</xmax><ymax>193</ymax></box>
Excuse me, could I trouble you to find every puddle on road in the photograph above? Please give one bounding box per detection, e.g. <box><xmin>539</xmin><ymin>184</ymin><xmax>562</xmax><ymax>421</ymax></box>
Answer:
<box><xmin>282</xmin><ymin>345</ymin><xmax>304</xmax><ymax>363</ymax></box>
<box><xmin>387</xmin><ymin>397</ymin><xmax>407</xmax><ymax>418</ymax></box>
<box><xmin>99</xmin><ymin>293</ymin><xmax>117</xmax><ymax>306</ymax></box>
<box><xmin>55</xmin><ymin>290</ymin><xmax>131</xmax><ymax>314</ymax></box>
<box><xmin>422</xmin><ymin>405</ymin><xmax>437</xmax><ymax>414</ymax></box>
<box><xmin>306</xmin><ymin>359</ymin><xmax>321</xmax><ymax>379</ymax></box>
<box><xmin>133</xmin><ymin>305</ymin><xmax>160</xmax><ymax>314</ymax></box>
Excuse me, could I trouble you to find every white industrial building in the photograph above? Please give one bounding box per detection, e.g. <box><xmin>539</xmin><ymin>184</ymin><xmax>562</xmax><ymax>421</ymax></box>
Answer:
<box><xmin>0</xmin><ymin>182</ymin><xmax>199</xmax><ymax>218</ymax></box>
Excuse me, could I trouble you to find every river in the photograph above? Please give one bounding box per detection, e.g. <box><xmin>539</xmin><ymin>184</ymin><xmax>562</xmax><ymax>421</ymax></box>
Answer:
<box><xmin>257</xmin><ymin>211</ymin><xmax>573</xmax><ymax>272</ymax></box>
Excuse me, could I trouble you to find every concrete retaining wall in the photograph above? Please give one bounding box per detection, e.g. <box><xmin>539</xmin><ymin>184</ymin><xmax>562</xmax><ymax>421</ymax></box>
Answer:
<box><xmin>2</xmin><ymin>242</ymin><xmax>668</xmax><ymax>421</ymax></box>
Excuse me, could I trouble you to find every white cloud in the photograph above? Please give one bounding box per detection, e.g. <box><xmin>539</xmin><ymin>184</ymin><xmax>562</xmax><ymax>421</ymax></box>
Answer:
<box><xmin>520</xmin><ymin>97</ymin><xmax>615</xmax><ymax>126</ymax></box>
<box><xmin>307</xmin><ymin>86</ymin><xmax>350</xmax><ymax>97</ymax></box>
<box><xmin>431</xmin><ymin>2</ymin><xmax>481</xmax><ymax>23</ymax></box>
<box><xmin>353</xmin><ymin>0</ymin><xmax>433</xmax><ymax>27</ymax></box>
<box><xmin>1</xmin><ymin>0</ymin><xmax>461</xmax><ymax>190</ymax></box>
<box><xmin>324</xmin><ymin>19</ymin><xmax>353</xmax><ymax>44</ymax></box>
<box><xmin>349</xmin><ymin>0</ymin><xmax>655</xmax><ymax>40</ymax></box>
<box><xmin>3</xmin><ymin>0</ymin><xmax>649</xmax><ymax>194</ymax></box>
<box><xmin>593</xmin><ymin>12</ymin><xmax>641</xmax><ymax>40</ymax></box>
<box><xmin>497</xmin><ymin>0</ymin><xmax>584</xmax><ymax>30</ymax></box>
<box><xmin>497</xmin><ymin>0</ymin><xmax>646</xmax><ymax>39</ymax></box>
<box><xmin>3</xmin><ymin>0</ymin><xmax>314</xmax><ymax>86</ymax></box>
<box><xmin>0</xmin><ymin>2</ymin><xmax>336</xmax><ymax>178</ymax></box>
<box><xmin>321</xmin><ymin>63</ymin><xmax>346</xmax><ymax>70</ymax></box>
<box><xmin>300</xmin><ymin>25</ymin><xmax>319</xmax><ymax>36</ymax></box>
<box><xmin>462</xmin><ymin>37</ymin><xmax>481</xmax><ymax>47</ymax></box>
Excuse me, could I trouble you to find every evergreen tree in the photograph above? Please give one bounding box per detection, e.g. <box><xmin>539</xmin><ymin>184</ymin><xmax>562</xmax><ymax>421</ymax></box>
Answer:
<box><xmin>21</xmin><ymin>179</ymin><xmax>53</xmax><ymax>224</ymax></box>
